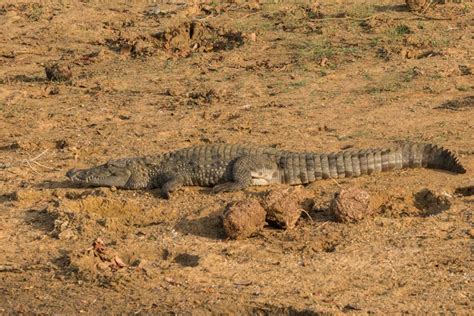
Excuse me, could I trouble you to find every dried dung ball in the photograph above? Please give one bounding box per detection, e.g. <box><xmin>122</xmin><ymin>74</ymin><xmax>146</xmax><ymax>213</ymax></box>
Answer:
<box><xmin>45</xmin><ymin>63</ymin><xmax>72</xmax><ymax>81</ymax></box>
<box><xmin>405</xmin><ymin>0</ymin><xmax>430</xmax><ymax>12</ymax></box>
<box><xmin>222</xmin><ymin>199</ymin><xmax>266</xmax><ymax>240</ymax></box>
<box><xmin>263</xmin><ymin>187</ymin><xmax>304</xmax><ymax>229</ymax></box>
<box><xmin>330</xmin><ymin>187</ymin><xmax>371</xmax><ymax>223</ymax></box>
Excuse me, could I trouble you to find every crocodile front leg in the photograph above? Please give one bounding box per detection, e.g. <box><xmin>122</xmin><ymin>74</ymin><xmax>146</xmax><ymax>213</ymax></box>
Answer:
<box><xmin>162</xmin><ymin>177</ymin><xmax>183</xmax><ymax>199</ymax></box>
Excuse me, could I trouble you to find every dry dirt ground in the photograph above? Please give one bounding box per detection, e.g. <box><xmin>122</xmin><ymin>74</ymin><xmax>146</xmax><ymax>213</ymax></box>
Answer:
<box><xmin>1</xmin><ymin>0</ymin><xmax>473</xmax><ymax>314</ymax></box>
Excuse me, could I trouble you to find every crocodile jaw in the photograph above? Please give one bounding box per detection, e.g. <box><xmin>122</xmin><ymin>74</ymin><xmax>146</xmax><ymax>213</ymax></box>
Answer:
<box><xmin>66</xmin><ymin>165</ymin><xmax>132</xmax><ymax>188</ymax></box>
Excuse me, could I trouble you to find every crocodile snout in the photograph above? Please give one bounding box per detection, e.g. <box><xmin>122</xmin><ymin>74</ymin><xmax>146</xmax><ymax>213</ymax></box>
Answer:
<box><xmin>66</xmin><ymin>168</ymin><xmax>80</xmax><ymax>179</ymax></box>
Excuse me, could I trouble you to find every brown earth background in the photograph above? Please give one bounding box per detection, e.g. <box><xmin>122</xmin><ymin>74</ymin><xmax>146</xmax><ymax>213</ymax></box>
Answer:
<box><xmin>0</xmin><ymin>0</ymin><xmax>473</xmax><ymax>314</ymax></box>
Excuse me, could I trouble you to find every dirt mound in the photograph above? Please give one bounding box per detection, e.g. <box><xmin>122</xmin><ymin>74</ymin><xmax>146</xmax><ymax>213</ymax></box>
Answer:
<box><xmin>67</xmin><ymin>237</ymin><xmax>130</xmax><ymax>284</ymax></box>
<box><xmin>373</xmin><ymin>188</ymin><xmax>453</xmax><ymax>218</ymax></box>
<box><xmin>153</xmin><ymin>20</ymin><xmax>244</xmax><ymax>56</ymax></box>
<box><xmin>37</xmin><ymin>190</ymin><xmax>158</xmax><ymax>240</ymax></box>
<box><xmin>413</xmin><ymin>188</ymin><xmax>452</xmax><ymax>217</ymax></box>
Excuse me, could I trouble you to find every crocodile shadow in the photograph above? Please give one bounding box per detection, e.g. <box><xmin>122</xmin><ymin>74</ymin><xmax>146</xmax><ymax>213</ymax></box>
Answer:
<box><xmin>36</xmin><ymin>180</ymin><xmax>95</xmax><ymax>190</ymax></box>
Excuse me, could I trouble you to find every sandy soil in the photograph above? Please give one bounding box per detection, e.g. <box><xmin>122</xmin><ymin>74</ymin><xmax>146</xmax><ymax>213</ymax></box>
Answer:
<box><xmin>1</xmin><ymin>1</ymin><xmax>473</xmax><ymax>314</ymax></box>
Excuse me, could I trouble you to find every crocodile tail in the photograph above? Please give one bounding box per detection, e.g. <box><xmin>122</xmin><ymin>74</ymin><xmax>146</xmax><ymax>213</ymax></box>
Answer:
<box><xmin>291</xmin><ymin>143</ymin><xmax>465</xmax><ymax>184</ymax></box>
<box><xmin>405</xmin><ymin>143</ymin><xmax>466</xmax><ymax>174</ymax></box>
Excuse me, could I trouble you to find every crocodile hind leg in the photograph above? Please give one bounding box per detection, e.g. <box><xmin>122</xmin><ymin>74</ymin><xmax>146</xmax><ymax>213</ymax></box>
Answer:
<box><xmin>211</xmin><ymin>155</ymin><xmax>278</xmax><ymax>193</ymax></box>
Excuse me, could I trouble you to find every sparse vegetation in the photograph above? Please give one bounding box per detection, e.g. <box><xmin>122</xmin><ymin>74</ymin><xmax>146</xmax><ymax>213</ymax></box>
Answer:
<box><xmin>392</xmin><ymin>24</ymin><xmax>412</xmax><ymax>37</ymax></box>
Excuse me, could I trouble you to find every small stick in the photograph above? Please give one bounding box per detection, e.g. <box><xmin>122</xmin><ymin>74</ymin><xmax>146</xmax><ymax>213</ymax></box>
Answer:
<box><xmin>30</xmin><ymin>160</ymin><xmax>58</xmax><ymax>171</ymax></box>
<box><xmin>29</xmin><ymin>149</ymin><xmax>49</xmax><ymax>162</ymax></box>
<box><xmin>300</xmin><ymin>209</ymin><xmax>314</xmax><ymax>223</ymax></box>
<box><xmin>310</xmin><ymin>13</ymin><xmax>384</xmax><ymax>22</ymax></box>
<box><xmin>315</xmin><ymin>221</ymin><xmax>329</xmax><ymax>230</ymax></box>
<box><xmin>23</xmin><ymin>149</ymin><xmax>58</xmax><ymax>172</ymax></box>
<box><xmin>24</xmin><ymin>159</ymin><xmax>40</xmax><ymax>174</ymax></box>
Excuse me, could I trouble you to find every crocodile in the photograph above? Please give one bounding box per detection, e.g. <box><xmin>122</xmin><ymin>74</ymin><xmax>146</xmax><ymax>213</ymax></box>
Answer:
<box><xmin>66</xmin><ymin>142</ymin><xmax>466</xmax><ymax>198</ymax></box>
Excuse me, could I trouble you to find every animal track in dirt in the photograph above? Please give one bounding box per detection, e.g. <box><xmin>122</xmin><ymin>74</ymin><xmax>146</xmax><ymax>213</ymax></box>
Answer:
<box><xmin>248</xmin><ymin>304</ymin><xmax>320</xmax><ymax>315</ymax></box>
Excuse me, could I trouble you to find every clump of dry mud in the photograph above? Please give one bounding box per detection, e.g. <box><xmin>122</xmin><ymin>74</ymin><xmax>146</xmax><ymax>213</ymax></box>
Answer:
<box><xmin>106</xmin><ymin>20</ymin><xmax>245</xmax><ymax>58</ymax></box>
<box><xmin>153</xmin><ymin>20</ymin><xmax>244</xmax><ymax>56</ymax></box>
<box><xmin>44</xmin><ymin>63</ymin><xmax>73</xmax><ymax>81</ymax></box>
<box><xmin>107</xmin><ymin>30</ymin><xmax>159</xmax><ymax>58</ymax></box>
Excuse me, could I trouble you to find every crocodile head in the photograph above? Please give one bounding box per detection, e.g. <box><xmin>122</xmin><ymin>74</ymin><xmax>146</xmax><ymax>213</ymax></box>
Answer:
<box><xmin>66</xmin><ymin>162</ymin><xmax>132</xmax><ymax>188</ymax></box>
<box><xmin>65</xmin><ymin>156</ymin><xmax>158</xmax><ymax>188</ymax></box>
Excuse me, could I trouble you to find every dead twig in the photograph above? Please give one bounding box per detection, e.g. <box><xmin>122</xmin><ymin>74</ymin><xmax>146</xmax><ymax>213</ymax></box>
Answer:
<box><xmin>23</xmin><ymin>149</ymin><xmax>58</xmax><ymax>173</ymax></box>
<box><xmin>311</xmin><ymin>13</ymin><xmax>386</xmax><ymax>22</ymax></box>
<box><xmin>315</xmin><ymin>221</ymin><xmax>330</xmax><ymax>230</ymax></box>
<box><xmin>24</xmin><ymin>159</ymin><xmax>40</xmax><ymax>174</ymax></box>
<box><xmin>30</xmin><ymin>160</ymin><xmax>57</xmax><ymax>171</ymax></box>
<box><xmin>410</xmin><ymin>12</ymin><xmax>451</xmax><ymax>21</ymax></box>
<box><xmin>300</xmin><ymin>208</ymin><xmax>314</xmax><ymax>223</ymax></box>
